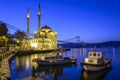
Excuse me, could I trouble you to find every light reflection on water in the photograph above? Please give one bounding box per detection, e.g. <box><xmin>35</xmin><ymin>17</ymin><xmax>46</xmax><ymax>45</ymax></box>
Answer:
<box><xmin>10</xmin><ymin>48</ymin><xmax>120</xmax><ymax>80</ymax></box>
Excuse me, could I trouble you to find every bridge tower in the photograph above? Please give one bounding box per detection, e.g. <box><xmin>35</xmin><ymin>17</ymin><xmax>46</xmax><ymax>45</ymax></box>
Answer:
<box><xmin>76</xmin><ymin>36</ymin><xmax>80</xmax><ymax>43</ymax></box>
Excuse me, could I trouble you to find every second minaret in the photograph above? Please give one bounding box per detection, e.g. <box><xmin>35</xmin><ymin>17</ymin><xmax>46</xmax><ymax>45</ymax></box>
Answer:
<box><xmin>38</xmin><ymin>4</ymin><xmax>41</xmax><ymax>38</ymax></box>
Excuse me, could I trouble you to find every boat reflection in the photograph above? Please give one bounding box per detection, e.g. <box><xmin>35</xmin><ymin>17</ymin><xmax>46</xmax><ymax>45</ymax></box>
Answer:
<box><xmin>80</xmin><ymin>68</ymin><xmax>111</xmax><ymax>80</ymax></box>
<box><xmin>32</xmin><ymin>64</ymin><xmax>76</xmax><ymax>80</ymax></box>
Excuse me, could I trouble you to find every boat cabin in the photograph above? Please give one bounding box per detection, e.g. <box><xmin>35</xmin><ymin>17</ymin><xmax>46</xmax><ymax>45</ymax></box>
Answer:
<box><xmin>85</xmin><ymin>52</ymin><xmax>104</xmax><ymax>64</ymax></box>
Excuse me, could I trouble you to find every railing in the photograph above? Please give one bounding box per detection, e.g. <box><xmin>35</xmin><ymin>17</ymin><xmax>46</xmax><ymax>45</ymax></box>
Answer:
<box><xmin>0</xmin><ymin>50</ymin><xmax>13</xmax><ymax>62</ymax></box>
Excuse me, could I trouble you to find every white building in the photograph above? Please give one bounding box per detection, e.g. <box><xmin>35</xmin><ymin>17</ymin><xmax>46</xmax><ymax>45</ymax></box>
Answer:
<box><xmin>22</xmin><ymin>5</ymin><xmax>57</xmax><ymax>50</ymax></box>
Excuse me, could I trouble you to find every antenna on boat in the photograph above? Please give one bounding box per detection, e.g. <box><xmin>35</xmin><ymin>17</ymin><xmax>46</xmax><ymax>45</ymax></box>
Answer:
<box><xmin>94</xmin><ymin>45</ymin><xmax>96</xmax><ymax>52</ymax></box>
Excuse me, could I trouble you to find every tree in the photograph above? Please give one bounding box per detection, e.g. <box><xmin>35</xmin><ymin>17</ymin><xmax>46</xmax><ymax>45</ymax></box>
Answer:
<box><xmin>0</xmin><ymin>36</ymin><xmax>8</xmax><ymax>47</ymax></box>
<box><xmin>14</xmin><ymin>31</ymin><xmax>26</xmax><ymax>46</ymax></box>
<box><xmin>7</xmin><ymin>33</ymin><xmax>16</xmax><ymax>44</ymax></box>
<box><xmin>14</xmin><ymin>31</ymin><xmax>26</xmax><ymax>40</ymax></box>
<box><xmin>0</xmin><ymin>23</ymin><xmax>8</xmax><ymax>36</ymax></box>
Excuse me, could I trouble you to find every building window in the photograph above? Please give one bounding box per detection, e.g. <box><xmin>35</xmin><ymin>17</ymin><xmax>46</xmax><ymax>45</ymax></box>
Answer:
<box><xmin>93</xmin><ymin>53</ymin><xmax>96</xmax><ymax>56</ymax></box>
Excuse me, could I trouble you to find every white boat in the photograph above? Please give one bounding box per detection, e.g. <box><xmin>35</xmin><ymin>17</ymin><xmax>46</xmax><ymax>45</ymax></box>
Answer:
<box><xmin>80</xmin><ymin>51</ymin><xmax>111</xmax><ymax>71</ymax></box>
<box><xmin>80</xmin><ymin>68</ymin><xmax>111</xmax><ymax>80</ymax></box>
<box><xmin>33</xmin><ymin>51</ymin><xmax>76</xmax><ymax>66</ymax></box>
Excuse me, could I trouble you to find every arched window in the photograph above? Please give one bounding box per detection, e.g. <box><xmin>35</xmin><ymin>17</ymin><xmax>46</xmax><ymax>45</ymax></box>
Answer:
<box><xmin>93</xmin><ymin>53</ymin><xmax>96</xmax><ymax>56</ymax></box>
<box><xmin>89</xmin><ymin>53</ymin><xmax>92</xmax><ymax>56</ymax></box>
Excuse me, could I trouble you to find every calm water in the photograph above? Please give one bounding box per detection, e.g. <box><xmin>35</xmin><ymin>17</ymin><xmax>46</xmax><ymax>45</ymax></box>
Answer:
<box><xmin>10</xmin><ymin>48</ymin><xmax>120</xmax><ymax>80</ymax></box>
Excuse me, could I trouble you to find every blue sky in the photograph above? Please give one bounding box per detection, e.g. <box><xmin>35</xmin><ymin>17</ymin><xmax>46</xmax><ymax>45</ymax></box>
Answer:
<box><xmin>0</xmin><ymin>0</ymin><xmax>120</xmax><ymax>43</ymax></box>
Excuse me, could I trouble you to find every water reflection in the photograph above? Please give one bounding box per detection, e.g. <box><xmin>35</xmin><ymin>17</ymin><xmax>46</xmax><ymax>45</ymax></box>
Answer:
<box><xmin>80</xmin><ymin>68</ymin><xmax>111</xmax><ymax>80</ymax></box>
<box><xmin>10</xmin><ymin>48</ymin><xmax>120</xmax><ymax>80</ymax></box>
<box><xmin>112</xmin><ymin>48</ymin><xmax>116</xmax><ymax>60</ymax></box>
<box><xmin>33</xmin><ymin>64</ymin><xmax>76</xmax><ymax>80</ymax></box>
<box><xmin>112</xmin><ymin>48</ymin><xmax>120</xmax><ymax>66</ymax></box>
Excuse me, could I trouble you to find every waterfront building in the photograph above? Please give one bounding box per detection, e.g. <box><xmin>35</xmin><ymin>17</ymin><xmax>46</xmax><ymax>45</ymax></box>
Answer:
<box><xmin>21</xmin><ymin>5</ymin><xmax>57</xmax><ymax>50</ymax></box>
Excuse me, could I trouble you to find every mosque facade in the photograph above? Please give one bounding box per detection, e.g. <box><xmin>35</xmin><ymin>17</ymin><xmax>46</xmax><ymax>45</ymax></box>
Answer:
<box><xmin>22</xmin><ymin>5</ymin><xmax>57</xmax><ymax>50</ymax></box>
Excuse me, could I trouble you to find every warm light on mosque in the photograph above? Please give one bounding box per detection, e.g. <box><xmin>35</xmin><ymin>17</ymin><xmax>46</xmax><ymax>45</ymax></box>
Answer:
<box><xmin>31</xmin><ymin>42</ymin><xmax>38</xmax><ymax>48</ymax></box>
<box><xmin>21</xmin><ymin>5</ymin><xmax>58</xmax><ymax>50</ymax></box>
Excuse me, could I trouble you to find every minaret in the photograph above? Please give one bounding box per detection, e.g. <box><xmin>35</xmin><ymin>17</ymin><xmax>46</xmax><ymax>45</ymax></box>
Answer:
<box><xmin>38</xmin><ymin>4</ymin><xmax>41</xmax><ymax>38</ymax></box>
<box><xmin>27</xmin><ymin>8</ymin><xmax>30</xmax><ymax>39</ymax></box>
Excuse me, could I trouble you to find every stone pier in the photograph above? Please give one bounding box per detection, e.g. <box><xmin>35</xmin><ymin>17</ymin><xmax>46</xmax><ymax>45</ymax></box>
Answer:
<box><xmin>0</xmin><ymin>51</ymin><xmax>14</xmax><ymax>80</ymax></box>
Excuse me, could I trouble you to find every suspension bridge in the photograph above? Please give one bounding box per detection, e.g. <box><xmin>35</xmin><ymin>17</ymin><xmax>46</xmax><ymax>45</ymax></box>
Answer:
<box><xmin>0</xmin><ymin>20</ymin><xmax>85</xmax><ymax>45</ymax></box>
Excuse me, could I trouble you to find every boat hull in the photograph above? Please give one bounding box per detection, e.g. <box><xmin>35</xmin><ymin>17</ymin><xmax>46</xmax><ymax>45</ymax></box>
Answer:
<box><xmin>33</xmin><ymin>57</ymin><xmax>76</xmax><ymax>66</ymax></box>
<box><xmin>80</xmin><ymin>59</ymin><xmax>111</xmax><ymax>71</ymax></box>
<box><xmin>80</xmin><ymin>68</ymin><xmax>111</xmax><ymax>80</ymax></box>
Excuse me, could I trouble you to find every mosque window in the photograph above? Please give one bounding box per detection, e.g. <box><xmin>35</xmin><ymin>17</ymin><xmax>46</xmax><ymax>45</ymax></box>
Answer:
<box><xmin>89</xmin><ymin>53</ymin><xmax>92</xmax><ymax>56</ymax></box>
<box><xmin>93</xmin><ymin>53</ymin><xmax>96</xmax><ymax>56</ymax></box>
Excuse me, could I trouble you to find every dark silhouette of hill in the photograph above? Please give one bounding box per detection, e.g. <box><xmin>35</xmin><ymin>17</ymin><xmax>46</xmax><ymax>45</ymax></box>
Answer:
<box><xmin>92</xmin><ymin>41</ymin><xmax>120</xmax><ymax>48</ymax></box>
<box><xmin>57</xmin><ymin>41</ymin><xmax>120</xmax><ymax>48</ymax></box>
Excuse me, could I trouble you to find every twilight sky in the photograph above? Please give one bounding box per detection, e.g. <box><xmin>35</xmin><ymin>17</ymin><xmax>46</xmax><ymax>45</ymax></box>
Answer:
<box><xmin>0</xmin><ymin>0</ymin><xmax>120</xmax><ymax>43</ymax></box>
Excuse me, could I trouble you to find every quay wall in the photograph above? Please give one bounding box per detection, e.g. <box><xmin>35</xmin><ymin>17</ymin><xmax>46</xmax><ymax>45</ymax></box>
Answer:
<box><xmin>0</xmin><ymin>51</ymin><xmax>16</xmax><ymax>80</ymax></box>
<box><xmin>0</xmin><ymin>48</ymin><xmax>70</xmax><ymax>79</ymax></box>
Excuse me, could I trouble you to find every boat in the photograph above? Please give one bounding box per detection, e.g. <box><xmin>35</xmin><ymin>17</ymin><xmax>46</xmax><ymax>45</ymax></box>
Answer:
<box><xmin>80</xmin><ymin>51</ymin><xmax>111</xmax><ymax>71</ymax></box>
<box><xmin>33</xmin><ymin>51</ymin><xmax>76</xmax><ymax>66</ymax></box>
<box><xmin>80</xmin><ymin>68</ymin><xmax>111</xmax><ymax>80</ymax></box>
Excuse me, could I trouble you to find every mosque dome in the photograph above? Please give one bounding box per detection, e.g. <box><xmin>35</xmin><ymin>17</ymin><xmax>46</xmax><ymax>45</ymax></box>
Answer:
<box><xmin>41</xmin><ymin>25</ymin><xmax>51</xmax><ymax>30</ymax></box>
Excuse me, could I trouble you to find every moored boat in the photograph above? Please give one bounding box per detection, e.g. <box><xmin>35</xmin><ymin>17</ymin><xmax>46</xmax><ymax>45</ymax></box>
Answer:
<box><xmin>33</xmin><ymin>51</ymin><xmax>76</xmax><ymax>66</ymax></box>
<box><xmin>80</xmin><ymin>68</ymin><xmax>111</xmax><ymax>80</ymax></box>
<box><xmin>80</xmin><ymin>51</ymin><xmax>111</xmax><ymax>71</ymax></box>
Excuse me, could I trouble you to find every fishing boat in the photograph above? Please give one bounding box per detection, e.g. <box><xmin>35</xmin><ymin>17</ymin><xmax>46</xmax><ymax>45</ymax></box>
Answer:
<box><xmin>80</xmin><ymin>68</ymin><xmax>111</xmax><ymax>80</ymax></box>
<box><xmin>33</xmin><ymin>51</ymin><xmax>76</xmax><ymax>66</ymax></box>
<box><xmin>80</xmin><ymin>51</ymin><xmax>111</xmax><ymax>71</ymax></box>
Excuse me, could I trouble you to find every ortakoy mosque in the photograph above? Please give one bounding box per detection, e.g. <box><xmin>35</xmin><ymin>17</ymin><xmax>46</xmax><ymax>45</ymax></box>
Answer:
<box><xmin>22</xmin><ymin>5</ymin><xmax>57</xmax><ymax>50</ymax></box>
